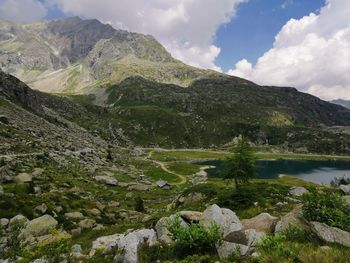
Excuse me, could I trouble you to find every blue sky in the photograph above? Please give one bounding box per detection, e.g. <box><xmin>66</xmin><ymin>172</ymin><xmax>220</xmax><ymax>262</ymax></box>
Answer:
<box><xmin>215</xmin><ymin>0</ymin><xmax>325</xmax><ymax>72</ymax></box>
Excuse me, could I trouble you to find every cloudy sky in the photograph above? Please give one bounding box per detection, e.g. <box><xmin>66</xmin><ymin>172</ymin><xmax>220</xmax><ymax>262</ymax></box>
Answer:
<box><xmin>0</xmin><ymin>0</ymin><xmax>349</xmax><ymax>100</ymax></box>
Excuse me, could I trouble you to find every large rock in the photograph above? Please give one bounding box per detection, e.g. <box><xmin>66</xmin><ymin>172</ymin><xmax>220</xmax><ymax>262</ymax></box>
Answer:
<box><xmin>288</xmin><ymin>186</ymin><xmax>308</xmax><ymax>197</ymax></box>
<box><xmin>200</xmin><ymin>204</ymin><xmax>242</xmax><ymax>237</ymax></box>
<box><xmin>310</xmin><ymin>222</ymin><xmax>350</xmax><ymax>247</ymax></box>
<box><xmin>9</xmin><ymin>215</ymin><xmax>29</xmax><ymax>230</ymax></box>
<box><xmin>13</xmin><ymin>173</ymin><xmax>32</xmax><ymax>184</ymax></box>
<box><xmin>155</xmin><ymin>215</ymin><xmax>188</xmax><ymax>244</ymax></box>
<box><xmin>94</xmin><ymin>175</ymin><xmax>118</xmax><ymax>186</ymax></box>
<box><xmin>275</xmin><ymin>206</ymin><xmax>309</xmax><ymax>233</ymax></box>
<box><xmin>65</xmin><ymin>212</ymin><xmax>84</xmax><ymax>220</ymax></box>
<box><xmin>242</xmin><ymin>213</ymin><xmax>278</xmax><ymax>233</ymax></box>
<box><xmin>90</xmin><ymin>229</ymin><xmax>157</xmax><ymax>263</ymax></box>
<box><xmin>339</xmin><ymin>184</ymin><xmax>350</xmax><ymax>195</ymax></box>
<box><xmin>20</xmin><ymin>215</ymin><xmax>58</xmax><ymax>239</ymax></box>
<box><xmin>216</xmin><ymin>241</ymin><xmax>250</xmax><ymax>258</ymax></box>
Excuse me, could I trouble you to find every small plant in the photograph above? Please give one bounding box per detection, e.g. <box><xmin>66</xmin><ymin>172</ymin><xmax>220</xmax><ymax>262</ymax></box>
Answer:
<box><xmin>167</xmin><ymin>215</ymin><xmax>223</xmax><ymax>258</ymax></box>
<box><xmin>257</xmin><ymin>234</ymin><xmax>297</xmax><ymax>262</ymax></box>
<box><xmin>302</xmin><ymin>189</ymin><xmax>350</xmax><ymax>232</ymax></box>
<box><xmin>135</xmin><ymin>196</ymin><xmax>145</xmax><ymax>212</ymax></box>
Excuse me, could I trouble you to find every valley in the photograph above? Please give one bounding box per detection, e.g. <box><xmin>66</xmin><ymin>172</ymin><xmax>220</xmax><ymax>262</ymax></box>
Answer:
<box><xmin>1</xmin><ymin>16</ymin><xmax>350</xmax><ymax>263</ymax></box>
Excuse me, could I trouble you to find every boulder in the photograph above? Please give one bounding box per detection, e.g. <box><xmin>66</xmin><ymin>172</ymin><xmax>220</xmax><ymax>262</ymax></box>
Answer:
<box><xmin>117</xmin><ymin>229</ymin><xmax>157</xmax><ymax>263</ymax></box>
<box><xmin>242</xmin><ymin>213</ymin><xmax>278</xmax><ymax>233</ymax></box>
<box><xmin>34</xmin><ymin>203</ymin><xmax>48</xmax><ymax>214</ymax></box>
<box><xmin>275</xmin><ymin>206</ymin><xmax>309</xmax><ymax>233</ymax></box>
<box><xmin>90</xmin><ymin>229</ymin><xmax>157</xmax><ymax>263</ymax></box>
<box><xmin>86</xmin><ymin>208</ymin><xmax>101</xmax><ymax>217</ymax></box>
<box><xmin>216</xmin><ymin>241</ymin><xmax>250</xmax><ymax>258</ymax></box>
<box><xmin>200</xmin><ymin>204</ymin><xmax>242</xmax><ymax>237</ymax></box>
<box><xmin>13</xmin><ymin>173</ymin><xmax>32</xmax><ymax>184</ymax></box>
<box><xmin>288</xmin><ymin>186</ymin><xmax>308</xmax><ymax>197</ymax></box>
<box><xmin>339</xmin><ymin>184</ymin><xmax>350</xmax><ymax>195</ymax></box>
<box><xmin>78</xmin><ymin>219</ymin><xmax>96</xmax><ymax>230</ymax></box>
<box><xmin>127</xmin><ymin>184</ymin><xmax>151</xmax><ymax>191</ymax></box>
<box><xmin>9</xmin><ymin>215</ymin><xmax>29</xmax><ymax>230</ymax></box>
<box><xmin>183</xmin><ymin>192</ymin><xmax>205</xmax><ymax>206</ymax></box>
<box><xmin>94</xmin><ymin>175</ymin><xmax>118</xmax><ymax>186</ymax></box>
<box><xmin>310</xmin><ymin>222</ymin><xmax>350</xmax><ymax>247</ymax></box>
<box><xmin>32</xmin><ymin>168</ymin><xmax>44</xmax><ymax>177</ymax></box>
<box><xmin>224</xmin><ymin>229</ymin><xmax>263</xmax><ymax>246</ymax></box>
<box><xmin>65</xmin><ymin>212</ymin><xmax>84</xmax><ymax>220</ymax></box>
<box><xmin>180</xmin><ymin>211</ymin><xmax>203</xmax><ymax>223</ymax></box>
<box><xmin>155</xmin><ymin>215</ymin><xmax>188</xmax><ymax>244</ymax></box>
<box><xmin>0</xmin><ymin>218</ymin><xmax>9</xmax><ymax>227</ymax></box>
<box><xmin>20</xmin><ymin>215</ymin><xmax>58</xmax><ymax>239</ymax></box>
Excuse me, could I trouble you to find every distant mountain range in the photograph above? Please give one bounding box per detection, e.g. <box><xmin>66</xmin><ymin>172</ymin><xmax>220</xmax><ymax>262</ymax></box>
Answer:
<box><xmin>331</xmin><ymin>99</ymin><xmax>350</xmax><ymax>109</ymax></box>
<box><xmin>1</xmin><ymin>17</ymin><xmax>350</xmax><ymax>154</ymax></box>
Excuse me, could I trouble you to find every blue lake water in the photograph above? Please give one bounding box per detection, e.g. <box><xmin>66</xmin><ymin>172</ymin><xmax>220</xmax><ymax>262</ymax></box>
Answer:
<box><xmin>196</xmin><ymin>159</ymin><xmax>350</xmax><ymax>185</ymax></box>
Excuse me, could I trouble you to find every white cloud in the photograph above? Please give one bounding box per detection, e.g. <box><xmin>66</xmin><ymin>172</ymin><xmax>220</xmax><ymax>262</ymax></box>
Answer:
<box><xmin>0</xmin><ymin>0</ymin><xmax>47</xmax><ymax>22</ymax></box>
<box><xmin>228</xmin><ymin>0</ymin><xmax>350</xmax><ymax>100</ymax></box>
<box><xmin>54</xmin><ymin>0</ymin><xmax>246</xmax><ymax>70</ymax></box>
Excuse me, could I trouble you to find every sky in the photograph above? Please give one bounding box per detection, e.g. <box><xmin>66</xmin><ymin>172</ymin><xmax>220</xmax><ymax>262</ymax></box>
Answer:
<box><xmin>0</xmin><ymin>0</ymin><xmax>349</xmax><ymax>100</ymax></box>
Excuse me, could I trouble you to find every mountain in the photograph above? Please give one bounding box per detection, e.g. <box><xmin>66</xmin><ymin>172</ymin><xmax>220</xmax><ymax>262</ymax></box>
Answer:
<box><xmin>2</xmin><ymin>17</ymin><xmax>350</xmax><ymax>154</ymax></box>
<box><xmin>331</xmin><ymin>99</ymin><xmax>350</xmax><ymax>109</ymax></box>
<box><xmin>0</xmin><ymin>17</ymin><xmax>216</xmax><ymax>96</ymax></box>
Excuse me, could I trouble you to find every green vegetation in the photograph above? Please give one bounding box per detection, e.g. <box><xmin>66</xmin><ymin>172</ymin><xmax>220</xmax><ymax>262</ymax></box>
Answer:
<box><xmin>302</xmin><ymin>189</ymin><xmax>350</xmax><ymax>232</ymax></box>
<box><xmin>222</xmin><ymin>137</ymin><xmax>256</xmax><ymax>187</ymax></box>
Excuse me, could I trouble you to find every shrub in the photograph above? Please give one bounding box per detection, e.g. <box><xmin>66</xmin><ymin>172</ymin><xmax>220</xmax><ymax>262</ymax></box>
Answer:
<box><xmin>284</xmin><ymin>225</ymin><xmax>319</xmax><ymax>244</ymax></box>
<box><xmin>135</xmin><ymin>196</ymin><xmax>145</xmax><ymax>212</ymax></box>
<box><xmin>302</xmin><ymin>189</ymin><xmax>350</xmax><ymax>232</ymax></box>
<box><xmin>167</xmin><ymin>215</ymin><xmax>223</xmax><ymax>258</ymax></box>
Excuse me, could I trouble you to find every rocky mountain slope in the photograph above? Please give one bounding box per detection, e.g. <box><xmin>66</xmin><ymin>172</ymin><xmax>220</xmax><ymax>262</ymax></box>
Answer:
<box><xmin>0</xmin><ymin>17</ymin><xmax>215</xmax><ymax>95</ymax></box>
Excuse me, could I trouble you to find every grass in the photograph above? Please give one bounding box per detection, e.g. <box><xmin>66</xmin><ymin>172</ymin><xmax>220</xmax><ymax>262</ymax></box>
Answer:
<box><xmin>166</xmin><ymin>162</ymin><xmax>201</xmax><ymax>175</ymax></box>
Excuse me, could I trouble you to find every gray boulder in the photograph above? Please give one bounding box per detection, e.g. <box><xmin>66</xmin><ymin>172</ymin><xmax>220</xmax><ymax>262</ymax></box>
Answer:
<box><xmin>155</xmin><ymin>215</ymin><xmax>188</xmax><ymax>244</ymax></box>
<box><xmin>94</xmin><ymin>175</ymin><xmax>118</xmax><ymax>186</ymax></box>
<box><xmin>339</xmin><ymin>184</ymin><xmax>350</xmax><ymax>195</ymax></box>
<box><xmin>216</xmin><ymin>241</ymin><xmax>250</xmax><ymax>258</ymax></box>
<box><xmin>288</xmin><ymin>186</ymin><xmax>309</xmax><ymax>197</ymax></box>
<box><xmin>13</xmin><ymin>173</ymin><xmax>32</xmax><ymax>184</ymax></box>
<box><xmin>65</xmin><ymin>212</ymin><xmax>84</xmax><ymax>220</ymax></box>
<box><xmin>0</xmin><ymin>218</ymin><xmax>9</xmax><ymax>228</ymax></box>
<box><xmin>275</xmin><ymin>206</ymin><xmax>309</xmax><ymax>233</ymax></box>
<box><xmin>20</xmin><ymin>215</ymin><xmax>58</xmax><ymax>239</ymax></box>
<box><xmin>242</xmin><ymin>213</ymin><xmax>278</xmax><ymax>233</ymax></box>
<box><xmin>200</xmin><ymin>204</ymin><xmax>242</xmax><ymax>237</ymax></box>
<box><xmin>9</xmin><ymin>215</ymin><xmax>29</xmax><ymax>230</ymax></box>
<box><xmin>310</xmin><ymin>222</ymin><xmax>350</xmax><ymax>247</ymax></box>
<box><xmin>180</xmin><ymin>211</ymin><xmax>203</xmax><ymax>223</ymax></box>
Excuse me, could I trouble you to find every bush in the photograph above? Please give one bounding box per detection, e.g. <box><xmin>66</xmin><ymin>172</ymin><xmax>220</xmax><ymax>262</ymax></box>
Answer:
<box><xmin>167</xmin><ymin>215</ymin><xmax>223</xmax><ymax>258</ymax></box>
<box><xmin>302</xmin><ymin>189</ymin><xmax>350</xmax><ymax>232</ymax></box>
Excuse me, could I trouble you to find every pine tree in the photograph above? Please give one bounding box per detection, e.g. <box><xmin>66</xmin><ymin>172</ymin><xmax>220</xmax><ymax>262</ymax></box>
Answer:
<box><xmin>223</xmin><ymin>137</ymin><xmax>256</xmax><ymax>188</ymax></box>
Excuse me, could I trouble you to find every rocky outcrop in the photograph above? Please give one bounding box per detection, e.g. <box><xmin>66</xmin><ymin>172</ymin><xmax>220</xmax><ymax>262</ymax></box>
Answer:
<box><xmin>310</xmin><ymin>222</ymin><xmax>350</xmax><ymax>247</ymax></box>
<box><xmin>242</xmin><ymin>213</ymin><xmax>278</xmax><ymax>233</ymax></box>
<box><xmin>93</xmin><ymin>175</ymin><xmax>118</xmax><ymax>186</ymax></box>
<box><xmin>19</xmin><ymin>215</ymin><xmax>58</xmax><ymax>240</ymax></box>
<box><xmin>13</xmin><ymin>173</ymin><xmax>32</xmax><ymax>184</ymax></box>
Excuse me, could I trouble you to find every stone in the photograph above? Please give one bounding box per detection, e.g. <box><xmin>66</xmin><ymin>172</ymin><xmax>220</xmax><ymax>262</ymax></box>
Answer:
<box><xmin>78</xmin><ymin>219</ymin><xmax>96</xmax><ymax>229</ymax></box>
<box><xmin>339</xmin><ymin>184</ymin><xmax>350</xmax><ymax>195</ymax></box>
<box><xmin>183</xmin><ymin>192</ymin><xmax>205</xmax><ymax>206</ymax></box>
<box><xmin>216</xmin><ymin>241</ymin><xmax>250</xmax><ymax>258</ymax></box>
<box><xmin>86</xmin><ymin>208</ymin><xmax>101</xmax><ymax>217</ymax></box>
<box><xmin>34</xmin><ymin>203</ymin><xmax>48</xmax><ymax>214</ymax></box>
<box><xmin>180</xmin><ymin>211</ymin><xmax>203</xmax><ymax>223</ymax></box>
<box><xmin>32</xmin><ymin>168</ymin><xmax>44</xmax><ymax>177</ymax></box>
<box><xmin>155</xmin><ymin>215</ymin><xmax>188</xmax><ymax>244</ymax></box>
<box><xmin>275</xmin><ymin>206</ymin><xmax>309</xmax><ymax>233</ymax></box>
<box><xmin>71</xmin><ymin>244</ymin><xmax>83</xmax><ymax>256</ymax></box>
<box><xmin>127</xmin><ymin>184</ymin><xmax>151</xmax><ymax>191</ymax></box>
<box><xmin>65</xmin><ymin>212</ymin><xmax>84</xmax><ymax>220</ymax></box>
<box><xmin>93</xmin><ymin>224</ymin><xmax>105</xmax><ymax>231</ymax></box>
<box><xmin>125</xmin><ymin>192</ymin><xmax>134</xmax><ymax>200</ymax></box>
<box><xmin>117</xmin><ymin>229</ymin><xmax>157</xmax><ymax>263</ymax></box>
<box><xmin>9</xmin><ymin>215</ymin><xmax>29</xmax><ymax>230</ymax></box>
<box><xmin>200</xmin><ymin>204</ymin><xmax>242</xmax><ymax>237</ymax></box>
<box><xmin>288</xmin><ymin>186</ymin><xmax>309</xmax><ymax>197</ymax></box>
<box><xmin>20</xmin><ymin>215</ymin><xmax>58</xmax><ymax>239</ymax></box>
<box><xmin>242</xmin><ymin>213</ymin><xmax>278</xmax><ymax>233</ymax></box>
<box><xmin>13</xmin><ymin>173</ymin><xmax>32</xmax><ymax>184</ymax></box>
<box><xmin>0</xmin><ymin>218</ymin><xmax>9</xmax><ymax>227</ymax></box>
<box><xmin>310</xmin><ymin>222</ymin><xmax>350</xmax><ymax>247</ymax></box>
<box><xmin>94</xmin><ymin>175</ymin><xmax>118</xmax><ymax>186</ymax></box>
<box><xmin>71</xmin><ymin>227</ymin><xmax>82</xmax><ymax>237</ymax></box>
